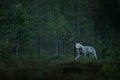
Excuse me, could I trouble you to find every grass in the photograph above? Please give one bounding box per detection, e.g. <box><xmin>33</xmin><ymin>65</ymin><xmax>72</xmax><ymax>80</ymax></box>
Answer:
<box><xmin>0</xmin><ymin>54</ymin><xmax>120</xmax><ymax>80</ymax></box>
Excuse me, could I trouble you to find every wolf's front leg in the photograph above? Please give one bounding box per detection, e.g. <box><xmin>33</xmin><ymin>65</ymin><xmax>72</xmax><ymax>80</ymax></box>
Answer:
<box><xmin>75</xmin><ymin>49</ymin><xmax>81</xmax><ymax>60</ymax></box>
<box><xmin>75</xmin><ymin>55</ymin><xmax>80</xmax><ymax>60</ymax></box>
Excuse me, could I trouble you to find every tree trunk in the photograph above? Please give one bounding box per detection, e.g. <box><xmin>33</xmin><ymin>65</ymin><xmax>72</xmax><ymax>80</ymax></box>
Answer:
<box><xmin>74</xmin><ymin>0</ymin><xmax>78</xmax><ymax>56</ymax></box>
<box><xmin>16</xmin><ymin>39</ymin><xmax>19</xmax><ymax>55</ymax></box>
<box><xmin>55</xmin><ymin>29</ymin><xmax>60</xmax><ymax>56</ymax></box>
<box><xmin>35</xmin><ymin>0</ymin><xmax>41</xmax><ymax>55</ymax></box>
<box><xmin>35</xmin><ymin>36</ymin><xmax>41</xmax><ymax>55</ymax></box>
<box><xmin>62</xmin><ymin>40</ymin><xmax>65</xmax><ymax>55</ymax></box>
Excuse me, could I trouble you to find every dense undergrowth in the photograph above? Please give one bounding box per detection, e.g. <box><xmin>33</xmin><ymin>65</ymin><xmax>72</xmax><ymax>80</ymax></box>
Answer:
<box><xmin>0</xmin><ymin>54</ymin><xmax>120</xmax><ymax>80</ymax></box>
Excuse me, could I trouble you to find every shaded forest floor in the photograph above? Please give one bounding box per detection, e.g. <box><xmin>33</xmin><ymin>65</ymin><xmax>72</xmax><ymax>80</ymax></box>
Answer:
<box><xmin>0</xmin><ymin>54</ymin><xmax>120</xmax><ymax>80</ymax></box>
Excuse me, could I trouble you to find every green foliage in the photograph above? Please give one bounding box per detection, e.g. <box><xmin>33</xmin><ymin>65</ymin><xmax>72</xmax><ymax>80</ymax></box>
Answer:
<box><xmin>0</xmin><ymin>39</ymin><xmax>9</xmax><ymax>54</ymax></box>
<box><xmin>0</xmin><ymin>3</ymin><xmax>33</xmax><ymax>54</ymax></box>
<box><xmin>1</xmin><ymin>0</ymin><xmax>119</xmax><ymax>57</ymax></box>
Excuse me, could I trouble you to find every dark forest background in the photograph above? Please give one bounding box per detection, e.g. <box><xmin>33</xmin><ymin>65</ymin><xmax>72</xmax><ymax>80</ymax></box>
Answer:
<box><xmin>0</xmin><ymin>0</ymin><xmax>120</xmax><ymax>80</ymax></box>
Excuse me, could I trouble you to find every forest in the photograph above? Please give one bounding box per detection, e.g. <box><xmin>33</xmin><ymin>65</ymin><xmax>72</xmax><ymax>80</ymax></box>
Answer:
<box><xmin>0</xmin><ymin>0</ymin><xmax>120</xmax><ymax>80</ymax></box>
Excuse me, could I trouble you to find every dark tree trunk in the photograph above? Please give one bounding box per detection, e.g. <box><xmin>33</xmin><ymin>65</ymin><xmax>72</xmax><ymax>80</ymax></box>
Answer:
<box><xmin>55</xmin><ymin>29</ymin><xmax>60</xmax><ymax>56</ymax></box>
<box><xmin>74</xmin><ymin>0</ymin><xmax>78</xmax><ymax>56</ymax></box>
<box><xmin>16</xmin><ymin>39</ymin><xmax>19</xmax><ymax>55</ymax></box>
<box><xmin>35</xmin><ymin>35</ymin><xmax>41</xmax><ymax>55</ymax></box>
<box><xmin>35</xmin><ymin>0</ymin><xmax>42</xmax><ymax>55</ymax></box>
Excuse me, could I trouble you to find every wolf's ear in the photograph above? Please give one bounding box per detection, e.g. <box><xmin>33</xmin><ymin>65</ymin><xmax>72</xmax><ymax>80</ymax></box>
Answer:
<box><xmin>75</xmin><ymin>42</ymin><xmax>79</xmax><ymax>44</ymax></box>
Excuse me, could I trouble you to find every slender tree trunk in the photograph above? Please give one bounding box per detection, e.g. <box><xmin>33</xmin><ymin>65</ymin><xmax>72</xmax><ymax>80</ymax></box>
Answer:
<box><xmin>35</xmin><ymin>0</ymin><xmax>41</xmax><ymax>55</ymax></box>
<box><xmin>55</xmin><ymin>40</ymin><xmax>58</xmax><ymax>55</ymax></box>
<box><xmin>16</xmin><ymin>39</ymin><xmax>19</xmax><ymax>55</ymax></box>
<box><xmin>74</xmin><ymin>0</ymin><xmax>78</xmax><ymax>56</ymax></box>
<box><xmin>36</xmin><ymin>36</ymin><xmax>41</xmax><ymax>55</ymax></box>
<box><xmin>55</xmin><ymin>29</ymin><xmax>60</xmax><ymax>56</ymax></box>
<box><xmin>62</xmin><ymin>40</ymin><xmax>65</xmax><ymax>55</ymax></box>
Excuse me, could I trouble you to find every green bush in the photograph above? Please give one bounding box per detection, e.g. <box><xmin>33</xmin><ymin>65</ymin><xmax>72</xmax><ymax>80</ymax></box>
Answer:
<box><xmin>0</xmin><ymin>39</ymin><xmax>10</xmax><ymax>54</ymax></box>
